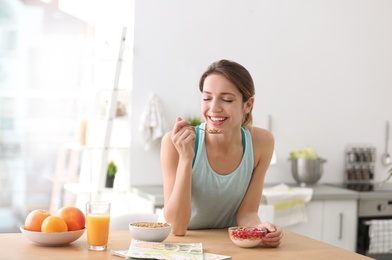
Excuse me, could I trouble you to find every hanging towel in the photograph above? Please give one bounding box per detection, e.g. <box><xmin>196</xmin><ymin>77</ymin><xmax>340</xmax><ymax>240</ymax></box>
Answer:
<box><xmin>263</xmin><ymin>183</ymin><xmax>313</xmax><ymax>227</ymax></box>
<box><xmin>139</xmin><ymin>94</ymin><xmax>166</xmax><ymax>150</ymax></box>
<box><xmin>368</xmin><ymin>219</ymin><xmax>392</xmax><ymax>254</ymax></box>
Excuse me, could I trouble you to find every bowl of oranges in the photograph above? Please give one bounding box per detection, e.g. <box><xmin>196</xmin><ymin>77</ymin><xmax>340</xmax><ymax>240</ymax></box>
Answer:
<box><xmin>20</xmin><ymin>207</ymin><xmax>86</xmax><ymax>246</ymax></box>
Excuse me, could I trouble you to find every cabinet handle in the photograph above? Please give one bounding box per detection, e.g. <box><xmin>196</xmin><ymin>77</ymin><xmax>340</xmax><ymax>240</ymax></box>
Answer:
<box><xmin>339</xmin><ymin>213</ymin><xmax>343</xmax><ymax>240</ymax></box>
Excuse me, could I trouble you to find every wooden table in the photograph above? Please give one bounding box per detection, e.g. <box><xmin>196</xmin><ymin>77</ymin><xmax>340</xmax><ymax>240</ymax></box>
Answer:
<box><xmin>1</xmin><ymin>229</ymin><xmax>371</xmax><ymax>259</ymax></box>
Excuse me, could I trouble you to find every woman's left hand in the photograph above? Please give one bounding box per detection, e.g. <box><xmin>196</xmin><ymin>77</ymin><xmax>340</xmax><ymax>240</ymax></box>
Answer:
<box><xmin>259</xmin><ymin>222</ymin><xmax>283</xmax><ymax>247</ymax></box>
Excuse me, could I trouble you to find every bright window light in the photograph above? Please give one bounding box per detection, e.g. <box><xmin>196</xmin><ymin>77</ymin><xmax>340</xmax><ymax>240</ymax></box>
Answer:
<box><xmin>58</xmin><ymin>0</ymin><xmax>134</xmax><ymax>26</ymax></box>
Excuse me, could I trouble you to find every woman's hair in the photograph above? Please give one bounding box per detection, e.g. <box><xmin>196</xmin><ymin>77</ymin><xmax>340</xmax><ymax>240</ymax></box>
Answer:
<box><xmin>199</xmin><ymin>59</ymin><xmax>255</xmax><ymax>127</ymax></box>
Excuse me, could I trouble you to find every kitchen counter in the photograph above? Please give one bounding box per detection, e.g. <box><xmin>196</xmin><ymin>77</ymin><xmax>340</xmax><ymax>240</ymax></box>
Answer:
<box><xmin>325</xmin><ymin>182</ymin><xmax>392</xmax><ymax>200</ymax></box>
<box><xmin>1</xmin><ymin>229</ymin><xmax>371</xmax><ymax>259</ymax></box>
<box><xmin>308</xmin><ymin>184</ymin><xmax>359</xmax><ymax>200</ymax></box>
<box><xmin>265</xmin><ymin>183</ymin><xmax>359</xmax><ymax>200</ymax></box>
<box><xmin>130</xmin><ymin>183</ymin><xmax>361</xmax><ymax>209</ymax></box>
<box><xmin>358</xmin><ymin>191</ymin><xmax>392</xmax><ymax>200</ymax></box>
<box><xmin>130</xmin><ymin>185</ymin><xmax>165</xmax><ymax>208</ymax></box>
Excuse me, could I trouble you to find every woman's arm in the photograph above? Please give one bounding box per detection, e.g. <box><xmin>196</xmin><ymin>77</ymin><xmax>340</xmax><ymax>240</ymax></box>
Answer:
<box><xmin>236</xmin><ymin>127</ymin><xmax>282</xmax><ymax>247</ymax></box>
<box><xmin>161</xmin><ymin>117</ymin><xmax>196</xmax><ymax>236</ymax></box>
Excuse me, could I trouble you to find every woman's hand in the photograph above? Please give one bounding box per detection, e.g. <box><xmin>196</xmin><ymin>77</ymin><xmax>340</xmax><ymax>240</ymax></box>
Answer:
<box><xmin>170</xmin><ymin>117</ymin><xmax>196</xmax><ymax>159</ymax></box>
<box><xmin>259</xmin><ymin>222</ymin><xmax>283</xmax><ymax>247</ymax></box>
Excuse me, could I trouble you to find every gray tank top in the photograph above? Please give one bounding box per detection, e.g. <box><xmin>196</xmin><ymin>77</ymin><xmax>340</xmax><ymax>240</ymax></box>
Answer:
<box><xmin>188</xmin><ymin>123</ymin><xmax>254</xmax><ymax>229</ymax></box>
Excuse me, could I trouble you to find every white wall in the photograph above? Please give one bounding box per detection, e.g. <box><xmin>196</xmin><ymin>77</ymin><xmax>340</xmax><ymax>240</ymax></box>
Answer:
<box><xmin>129</xmin><ymin>0</ymin><xmax>392</xmax><ymax>186</ymax></box>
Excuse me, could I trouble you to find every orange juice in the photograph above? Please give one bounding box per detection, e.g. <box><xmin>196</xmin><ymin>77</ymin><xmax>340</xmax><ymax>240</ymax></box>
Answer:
<box><xmin>86</xmin><ymin>214</ymin><xmax>110</xmax><ymax>246</ymax></box>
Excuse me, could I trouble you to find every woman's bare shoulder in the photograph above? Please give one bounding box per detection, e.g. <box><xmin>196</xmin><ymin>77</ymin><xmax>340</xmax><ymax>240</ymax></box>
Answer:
<box><xmin>247</xmin><ymin>126</ymin><xmax>275</xmax><ymax>170</ymax></box>
<box><xmin>249</xmin><ymin>126</ymin><xmax>274</xmax><ymax>142</ymax></box>
<box><xmin>248</xmin><ymin>126</ymin><xmax>274</xmax><ymax>146</ymax></box>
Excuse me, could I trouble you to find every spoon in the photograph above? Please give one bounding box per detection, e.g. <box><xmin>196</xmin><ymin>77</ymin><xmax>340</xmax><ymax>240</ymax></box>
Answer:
<box><xmin>192</xmin><ymin>126</ymin><xmax>223</xmax><ymax>134</ymax></box>
<box><xmin>382</xmin><ymin>121</ymin><xmax>392</xmax><ymax>166</ymax></box>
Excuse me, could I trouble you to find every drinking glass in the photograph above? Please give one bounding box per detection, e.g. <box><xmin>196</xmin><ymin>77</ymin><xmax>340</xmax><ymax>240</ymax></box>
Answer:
<box><xmin>86</xmin><ymin>201</ymin><xmax>111</xmax><ymax>251</ymax></box>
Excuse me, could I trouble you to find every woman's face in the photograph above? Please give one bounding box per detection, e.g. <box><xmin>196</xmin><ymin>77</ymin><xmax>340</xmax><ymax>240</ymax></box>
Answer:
<box><xmin>201</xmin><ymin>74</ymin><xmax>252</xmax><ymax>130</ymax></box>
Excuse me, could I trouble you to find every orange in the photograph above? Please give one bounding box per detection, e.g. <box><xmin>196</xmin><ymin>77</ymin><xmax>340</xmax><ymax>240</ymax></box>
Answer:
<box><xmin>56</xmin><ymin>206</ymin><xmax>85</xmax><ymax>231</ymax></box>
<box><xmin>24</xmin><ymin>209</ymin><xmax>51</xmax><ymax>232</ymax></box>
<box><xmin>41</xmin><ymin>216</ymin><xmax>68</xmax><ymax>232</ymax></box>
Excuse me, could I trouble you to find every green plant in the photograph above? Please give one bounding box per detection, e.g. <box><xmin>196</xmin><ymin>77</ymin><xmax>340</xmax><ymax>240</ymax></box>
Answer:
<box><xmin>383</xmin><ymin>168</ymin><xmax>392</xmax><ymax>184</ymax></box>
<box><xmin>107</xmin><ymin>161</ymin><xmax>118</xmax><ymax>178</ymax></box>
<box><xmin>187</xmin><ymin>115</ymin><xmax>203</xmax><ymax>126</ymax></box>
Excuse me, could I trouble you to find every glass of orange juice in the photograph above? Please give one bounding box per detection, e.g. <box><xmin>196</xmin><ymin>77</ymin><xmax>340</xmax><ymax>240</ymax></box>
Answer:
<box><xmin>86</xmin><ymin>201</ymin><xmax>111</xmax><ymax>251</ymax></box>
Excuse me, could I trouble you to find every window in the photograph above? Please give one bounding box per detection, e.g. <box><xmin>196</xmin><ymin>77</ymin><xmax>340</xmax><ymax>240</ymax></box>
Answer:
<box><xmin>0</xmin><ymin>0</ymin><xmax>133</xmax><ymax>232</ymax></box>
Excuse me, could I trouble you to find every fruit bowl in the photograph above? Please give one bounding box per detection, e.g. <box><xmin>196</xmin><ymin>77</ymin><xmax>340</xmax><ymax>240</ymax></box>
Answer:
<box><xmin>228</xmin><ymin>227</ymin><xmax>267</xmax><ymax>248</ymax></box>
<box><xmin>20</xmin><ymin>225</ymin><xmax>85</xmax><ymax>246</ymax></box>
<box><xmin>129</xmin><ymin>222</ymin><xmax>171</xmax><ymax>242</ymax></box>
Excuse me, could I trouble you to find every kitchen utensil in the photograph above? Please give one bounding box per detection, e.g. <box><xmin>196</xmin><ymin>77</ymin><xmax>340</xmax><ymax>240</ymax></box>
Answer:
<box><xmin>192</xmin><ymin>126</ymin><xmax>223</xmax><ymax>134</ymax></box>
<box><xmin>289</xmin><ymin>157</ymin><xmax>327</xmax><ymax>186</ymax></box>
<box><xmin>381</xmin><ymin>121</ymin><xmax>392</xmax><ymax>166</ymax></box>
<box><xmin>200</xmin><ymin>128</ymin><xmax>222</xmax><ymax>134</ymax></box>
<box><xmin>268</xmin><ymin>115</ymin><xmax>277</xmax><ymax>165</ymax></box>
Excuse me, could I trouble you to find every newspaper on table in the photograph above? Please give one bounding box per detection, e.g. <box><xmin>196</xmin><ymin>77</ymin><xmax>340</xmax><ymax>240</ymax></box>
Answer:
<box><xmin>118</xmin><ymin>239</ymin><xmax>231</xmax><ymax>260</ymax></box>
<box><xmin>126</xmin><ymin>239</ymin><xmax>202</xmax><ymax>260</ymax></box>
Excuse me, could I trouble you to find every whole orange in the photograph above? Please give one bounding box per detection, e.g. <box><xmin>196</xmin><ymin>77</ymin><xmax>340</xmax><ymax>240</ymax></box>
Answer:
<box><xmin>24</xmin><ymin>209</ymin><xmax>51</xmax><ymax>232</ymax></box>
<box><xmin>56</xmin><ymin>206</ymin><xmax>86</xmax><ymax>231</ymax></box>
<box><xmin>41</xmin><ymin>216</ymin><xmax>68</xmax><ymax>232</ymax></box>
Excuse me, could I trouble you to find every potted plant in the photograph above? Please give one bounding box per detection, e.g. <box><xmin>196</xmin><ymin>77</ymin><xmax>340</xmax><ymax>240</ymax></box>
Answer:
<box><xmin>105</xmin><ymin>161</ymin><xmax>117</xmax><ymax>188</ymax></box>
<box><xmin>383</xmin><ymin>168</ymin><xmax>392</xmax><ymax>184</ymax></box>
<box><xmin>187</xmin><ymin>115</ymin><xmax>203</xmax><ymax>126</ymax></box>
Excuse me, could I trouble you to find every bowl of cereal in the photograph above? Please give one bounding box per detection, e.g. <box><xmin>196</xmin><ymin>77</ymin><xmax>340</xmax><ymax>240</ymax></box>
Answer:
<box><xmin>228</xmin><ymin>227</ymin><xmax>267</xmax><ymax>248</ymax></box>
<box><xmin>129</xmin><ymin>222</ymin><xmax>171</xmax><ymax>242</ymax></box>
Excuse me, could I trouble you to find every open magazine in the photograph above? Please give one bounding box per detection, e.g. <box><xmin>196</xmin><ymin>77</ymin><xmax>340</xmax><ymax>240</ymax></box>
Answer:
<box><xmin>111</xmin><ymin>239</ymin><xmax>231</xmax><ymax>260</ymax></box>
<box><xmin>127</xmin><ymin>239</ymin><xmax>203</xmax><ymax>260</ymax></box>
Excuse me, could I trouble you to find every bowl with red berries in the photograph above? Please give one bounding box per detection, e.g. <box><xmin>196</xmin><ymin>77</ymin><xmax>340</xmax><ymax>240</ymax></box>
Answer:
<box><xmin>228</xmin><ymin>227</ymin><xmax>267</xmax><ymax>248</ymax></box>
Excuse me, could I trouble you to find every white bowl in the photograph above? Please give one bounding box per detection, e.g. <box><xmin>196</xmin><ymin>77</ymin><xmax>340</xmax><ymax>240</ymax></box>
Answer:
<box><xmin>20</xmin><ymin>225</ymin><xmax>85</xmax><ymax>246</ymax></box>
<box><xmin>129</xmin><ymin>222</ymin><xmax>171</xmax><ymax>242</ymax></box>
<box><xmin>228</xmin><ymin>227</ymin><xmax>266</xmax><ymax>248</ymax></box>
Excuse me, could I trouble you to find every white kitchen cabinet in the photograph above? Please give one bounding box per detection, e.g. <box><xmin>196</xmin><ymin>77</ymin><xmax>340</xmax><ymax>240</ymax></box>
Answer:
<box><xmin>321</xmin><ymin>200</ymin><xmax>357</xmax><ymax>251</ymax></box>
<box><xmin>283</xmin><ymin>201</ymin><xmax>323</xmax><ymax>241</ymax></box>
<box><xmin>285</xmin><ymin>199</ymin><xmax>357</xmax><ymax>252</ymax></box>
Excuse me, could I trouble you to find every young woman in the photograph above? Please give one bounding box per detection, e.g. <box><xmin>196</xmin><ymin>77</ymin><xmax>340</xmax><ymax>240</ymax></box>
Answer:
<box><xmin>160</xmin><ymin>59</ymin><xmax>283</xmax><ymax>247</ymax></box>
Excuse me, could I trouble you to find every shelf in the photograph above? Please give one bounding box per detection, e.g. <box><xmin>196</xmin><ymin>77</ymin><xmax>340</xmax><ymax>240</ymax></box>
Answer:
<box><xmin>0</xmin><ymin>88</ymin><xmax>130</xmax><ymax>99</ymax></box>
<box><xmin>64</xmin><ymin>183</ymin><xmax>96</xmax><ymax>194</ymax></box>
<box><xmin>64</xmin><ymin>142</ymin><xmax>129</xmax><ymax>151</ymax></box>
<box><xmin>64</xmin><ymin>183</ymin><xmax>127</xmax><ymax>194</ymax></box>
<box><xmin>344</xmin><ymin>146</ymin><xmax>375</xmax><ymax>184</ymax></box>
